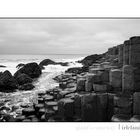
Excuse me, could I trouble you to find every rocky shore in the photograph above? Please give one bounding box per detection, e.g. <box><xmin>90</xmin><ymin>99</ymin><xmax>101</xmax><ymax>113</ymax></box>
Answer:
<box><xmin>1</xmin><ymin>36</ymin><xmax>140</xmax><ymax>122</ymax></box>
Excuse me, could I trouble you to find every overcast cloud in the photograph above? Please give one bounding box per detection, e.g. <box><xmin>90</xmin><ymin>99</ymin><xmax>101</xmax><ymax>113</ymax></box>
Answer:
<box><xmin>0</xmin><ymin>19</ymin><xmax>140</xmax><ymax>55</ymax></box>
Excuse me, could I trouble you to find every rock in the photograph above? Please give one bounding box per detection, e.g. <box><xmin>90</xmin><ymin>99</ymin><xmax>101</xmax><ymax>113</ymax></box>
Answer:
<box><xmin>37</xmin><ymin>97</ymin><xmax>44</xmax><ymax>104</ymax></box>
<box><xmin>114</xmin><ymin>96</ymin><xmax>132</xmax><ymax>108</ymax></box>
<box><xmin>122</xmin><ymin>65</ymin><xmax>134</xmax><ymax>93</ymax></box>
<box><xmin>114</xmin><ymin>107</ymin><xmax>132</xmax><ymax>115</ymax></box>
<box><xmin>39</xmin><ymin>59</ymin><xmax>69</xmax><ymax>68</ymax></box>
<box><xmin>81</xmin><ymin>93</ymin><xmax>97</xmax><ymax>122</ymax></box>
<box><xmin>22</xmin><ymin>119</ymin><xmax>31</xmax><ymax>122</ymax></box>
<box><xmin>57</xmin><ymin>62</ymin><xmax>69</xmax><ymax>66</ymax></box>
<box><xmin>79</xmin><ymin>54</ymin><xmax>102</xmax><ymax>66</ymax></box>
<box><xmin>16</xmin><ymin>73</ymin><xmax>33</xmax><ymax>85</ymax></box>
<box><xmin>89</xmin><ymin>67</ymin><xmax>104</xmax><ymax>74</ymax></box>
<box><xmin>45</xmin><ymin>101</ymin><xmax>58</xmax><ymax>110</ymax></box>
<box><xmin>130</xmin><ymin>115</ymin><xmax>140</xmax><ymax>122</ymax></box>
<box><xmin>18</xmin><ymin>83</ymin><xmax>35</xmax><ymax>90</ymax></box>
<box><xmin>45</xmin><ymin>109</ymin><xmax>55</xmax><ymax>120</ymax></box>
<box><xmin>38</xmin><ymin>108</ymin><xmax>46</xmax><ymax>118</ymax></box>
<box><xmin>15</xmin><ymin>115</ymin><xmax>26</xmax><ymax>122</ymax></box>
<box><xmin>96</xmin><ymin>93</ymin><xmax>108</xmax><ymax>121</ymax></box>
<box><xmin>0</xmin><ymin>70</ymin><xmax>17</xmax><ymax>91</ymax></box>
<box><xmin>14</xmin><ymin>62</ymin><xmax>42</xmax><ymax>79</ymax></box>
<box><xmin>93</xmin><ymin>84</ymin><xmax>108</xmax><ymax>92</ymax></box>
<box><xmin>59</xmin><ymin>82</ymin><xmax>67</xmax><ymax>89</ymax></box>
<box><xmin>22</xmin><ymin>108</ymin><xmax>36</xmax><ymax>116</ymax></box>
<box><xmin>16</xmin><ymin>63</ymin><xmax>25</xmax><ymax>69</ymax></box>
<box><xmin>76</xmin><ymin>78</ymin><xmax>86</xmax><ymax>91</ymax></box>
<box><xmin>40</xmin><ymin>114</ymin><xmax>46</xmax><ymax>122</ymax></box>
<box><xmin>129</xmin><ymin>36</ymin><xmax>140</xmax><ymax>66</ymax></box>
<box><xmin>85</xmin><ymin>81</ymin><xmax>93</xmax><ymax>92</ymax></box>
<box><xmin>111</xmin><ymin>114</ymin><xmax>131</xmax><ymax>122</ymax></box>
<box><xmin>130</xmin><ymin>36</ymin><xmax>140</xmax><ymax>45</ymax></box>
<box><xmin>0</xmin><ymin>65</ymin><xmax>6</xmax><ymax>68</ymax></box>
<box><xmin>66</xmin><ymin>67</ymin><xmax>88</xmax><ymax>74</ymax></box>
<box><xmin>99</xmin><ymin>70</ymin><xmax>109</xmax><ymax>83</ymax></box>
<box><xmin>109</xmin><ymin>69</ymin><xmax>122</xmax><ymax>90</ymax></box>
<box><xmin>133</xmin><ymin>92</ymin><xmax>140</xmax><ymax>115</ymax></box>
<box><xmin>32</xmin><ymin>117</ymin><xmax>39</xmax><ymax>122</ymax></box>
<box><xmin>123</xmin><ymin>40</ymin><xmax>130</xmax><ymax>65</ymax></box>
<box><xmin>43</xmin><ymin>95</ymin><xmax>54</xmax><ymax>102</ymax></box>
<box><xmin>34</xmin><ymin>103</ymin><xmax>44</xmax><ymax>112</ymax></box>
<box><xmin>58</xmin><ymin>98</ymin><xmax>74</xmax><ymax>118</ymax></box>
<box><xmin>39</xmin><ymin>59</ymin><xmax>55</xmax><ymax>66</ymax></box>
<box><xmin>107</xmin><ymin>93</ymin><xmax>115</xmax><ymax>121</ymax></box>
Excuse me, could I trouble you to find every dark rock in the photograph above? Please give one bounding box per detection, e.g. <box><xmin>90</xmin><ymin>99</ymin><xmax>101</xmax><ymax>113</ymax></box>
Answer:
<box><xmin>66</xmin><ymin>66</ymin><xmax>89</xmax><ymax>74</ymax></box>
<box><xmin>0</xmin><ymin>70</ymin><xmax>17</xmax><ymax>91</ymax></box>
<box><xmin>45</xmin><ymin>109</ymin><xmax>55</xmax><ymax>120</ymax></box>
<box><xmin>15</xmin><ymin>115</ymin><xmax>26</xmax><ymax>122</ymax></box>
<box><xmin>38</xmin><ymin>108</ymin><xmax>46</xmax><ymax>118</ymax></box>
<box><xmin>16</xmin><ymin>73</ymin><xmax>33</xmax><ymax>85</ymax></box>
<box><xmin>130</xmin><ymin>36</ymin><xmax>140</xmax><ymax>45</ymax></box>
<box><xmin>58</xmin><ymin>98</ymin><xmax>74</xmax><ymax>118</ymax></box>
<box><xmin>111</xmin><ymin>114</ymin><xmax>131</xmax><ymax>122</ymax></box>
<box><xmin>38</xmin><ymin>98</ymin><xmax>44</xmax><ymax>104</ymax></box>
<box><xmin>16</xmin><ymin>63</ymin><xmax>25</xmax><ymax>69</ymax></box>
<box><xmin>57</xmin><ymin>62</ymin><xmax>69</xmax><ymax>66</ymax></box>
<box><xmin>22</xmin><ymin>108</ymin><xmax>36</xmax><ymax>116</ymax></box>
<box><xmin>39</xmin><ymin>59</ymin><xmax>55</xmax><ymax>66</ymax></box>
<box><xmin>18</xmin><ymin>83</ymin><xmax>35</xmax><ymax>90</ymax></box>
<box><xmin>34</xmin><ymin>104</ymin><xmax>44</xmax><ymax>112</ymax></box>
<box><xmin>79</xmin><ymin>54</ymin><xmax>102</xmax><ymax>66</ymax></box>
<box><xmin>22</xmin><ymin>119</ymin><xmax>31</xmax><ymax>122</ymax></box>
<box><xmin>14</xmin><ymin>62</ymin><xmax>42</xmax><ymax>79</ymax></box>
<box><xmin>39</xmin><ymin>59</ymin><xmax>69</xmax><ymax>68</ymax></box>
<box><xmin>0</xmin><ymin>65</ymin><xmax>6</xmax><ymax>68</ymax></box>
<box><xmin>31</xmin><ymin>117</ymin><xmax>39</xmax><ymax>122</ymax></box>
<box><xmin>130</xmin><ymin>115</ymin><xmax>140</xmax><ymax>122</ymax></box>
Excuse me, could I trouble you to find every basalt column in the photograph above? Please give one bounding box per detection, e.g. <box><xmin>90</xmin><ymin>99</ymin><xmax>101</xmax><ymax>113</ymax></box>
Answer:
<box><xmin>129</xmin><ymin>36</ymin><xmax>140</xmax><ymax>66</ymax></box>
<box><xmin>118</xmin><ymin>44</ymin><xmax>124</xmax><ymax>65</ymax></box>
<box><xmin>123</xmin><ymin>40</ymin><xmax>130</xmax><ymax>65</ymax></box>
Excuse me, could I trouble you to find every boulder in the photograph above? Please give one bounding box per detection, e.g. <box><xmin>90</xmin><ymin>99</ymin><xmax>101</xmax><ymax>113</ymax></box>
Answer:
<box><xmin>39</xmin><ymin>59</ymin><xmax>55</xmax><ymax>66</ymax></box>
<box><xmin>16</xmin><ymin>63</ymin><xmax>25</xmax><ymax>69</ymax></box>
<box><xmin>0</xmin><ymin>70</ymin><xmax>17</xmax><ymax>91</ymax></box>
<box><xmin>14</xmin><ymin>62</ymin><xmax>41</xmax><ymax>79</ymax></box>
<box><xmin>39</xmin><ymin>59</ymin><xmax>69</xmax><ymax>67</ymax></box>
<box><xmin>16</xmin><ymin>73</ymin><xmax>33</xmax><ymax>85</ymax></box>
<box><xmin>18</xmin><ymin>83</ymin><xmax>35</xmax><ymax>91</ymax></box>
<box><xmin>79</xmin><ymin>54</ymin><xmax>102</xmax><ymax>66</ymax></box>
<box><xmin>0</xmin><ymin>65</ymin><xmax>6</xmax><ymax>68</ymax></box>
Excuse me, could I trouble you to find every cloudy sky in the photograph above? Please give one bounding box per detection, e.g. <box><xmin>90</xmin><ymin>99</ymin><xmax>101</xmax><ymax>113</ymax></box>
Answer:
<box><xmin>0</xmin><ymin>19</ymin><xmax>140</xmax><ymax>55</ymax></box>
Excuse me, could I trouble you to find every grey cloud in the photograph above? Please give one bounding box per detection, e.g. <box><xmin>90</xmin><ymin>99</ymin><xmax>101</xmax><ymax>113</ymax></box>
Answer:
<box><xmin>0</xmin><ymin>19</ymin><xmax>140</xmax><ymax>54</ymax></box>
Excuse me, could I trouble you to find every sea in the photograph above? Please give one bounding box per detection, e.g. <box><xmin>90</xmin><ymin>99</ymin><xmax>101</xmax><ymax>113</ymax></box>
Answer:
<box><xmin>0</xmin><ymin>54</ymin><xmax>86</xmax><ymax>116</ymax></box>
